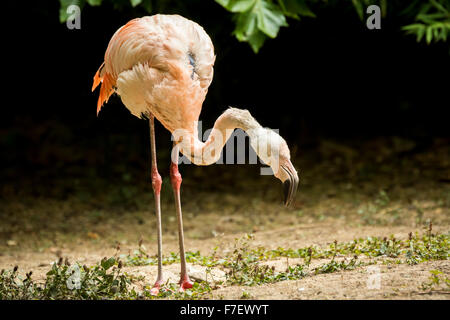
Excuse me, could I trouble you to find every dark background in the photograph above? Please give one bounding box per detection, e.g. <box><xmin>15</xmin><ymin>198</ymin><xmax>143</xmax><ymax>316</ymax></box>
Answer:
<box><xmin>1</xmin><ymin>1</ymin><xmax>449</xmax><ymax>202</ymax></box>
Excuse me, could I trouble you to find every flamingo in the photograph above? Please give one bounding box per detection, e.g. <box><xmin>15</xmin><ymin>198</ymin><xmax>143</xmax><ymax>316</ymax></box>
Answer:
<box><xmin>92</xmin><ymin>14</ymin><xmax>299</xmax><ymax>295</ymax></box>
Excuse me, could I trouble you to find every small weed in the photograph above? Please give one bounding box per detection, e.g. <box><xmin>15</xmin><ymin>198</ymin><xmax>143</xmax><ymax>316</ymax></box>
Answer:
<box><xmin>223</xmin><ymin>234</ymin><xmax>308</xmax><ymax>286</ymax></box>
<box><xmin>122</xmin><ymin>243</ymin><xmax>154</xmax><ymax>266</ymax></box>
<box><xmin>0</xmin><ymin>267</ymin><xmax>39</xmax><ymax>300</ymax></box>
<box><xmin>240</xmin><ymin>290</ymin><xmax>251</xmax><ymax>299</ymax></box>
<box><xmin>314</xmin><ymin>256</ymin><xmax>363</xmax><ymax>274</ymax></box>
<box><xmin>419</xmin><ymin>270</ymin><xmax>450</xmax><ymax>293</ymax></box>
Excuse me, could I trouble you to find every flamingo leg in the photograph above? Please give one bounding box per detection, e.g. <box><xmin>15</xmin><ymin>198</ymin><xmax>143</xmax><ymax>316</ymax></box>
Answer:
<box><xmin>149</xmin><ymin>115</ymin><xmax>164</xmax><ymax>296</ymax></box>
<box><xmin>170</xmin><ymin>144</ymin><xmax>193</xmax><ymax>292</ymax></box>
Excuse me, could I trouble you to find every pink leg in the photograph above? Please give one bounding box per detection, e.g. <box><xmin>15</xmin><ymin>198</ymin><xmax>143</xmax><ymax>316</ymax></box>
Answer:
<box><xmin>170</xmin><ymin>144</ymin><xmax>193</xmax><ymax>292</ymax></box>
<box><xmin>148</xmin><ymin>115</ymin><xmax>164</xmax><ymax>296</ymax></box>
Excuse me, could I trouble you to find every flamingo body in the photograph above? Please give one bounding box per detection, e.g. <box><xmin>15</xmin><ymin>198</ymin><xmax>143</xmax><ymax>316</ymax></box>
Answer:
<box><xmin>93</xmin><ymin>15</ymin><xmax>215</xmax><ymax>133</ymax></box>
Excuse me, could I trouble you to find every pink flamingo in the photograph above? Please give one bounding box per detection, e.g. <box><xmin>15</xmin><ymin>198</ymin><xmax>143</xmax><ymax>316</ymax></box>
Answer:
<box><xmin>92</xmin><ymin>14</ymin><xmax>299</xmax><ymax>295</ymax></box>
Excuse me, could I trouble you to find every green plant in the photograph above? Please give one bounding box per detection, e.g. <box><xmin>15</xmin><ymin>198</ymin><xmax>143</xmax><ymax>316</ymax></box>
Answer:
<box><xmin>58</xmin><ymin>0</ymin><xmax>450</xmax><ymax>53</ymax></box>
<box><xmin>0</xmin><ymin>257</ymin><xmax>137</xmax><ymax>300</ymax></box>
<box><xmin>0</xmin><ymin>267</ymin><xmax>40</xmax><ymax>300</ymax></box>
<box><xmin>215</xmin><ymin>0</ymin><xmax>289</xmax><ymax>53</ymax></box>
<box><xmin>121</xmin><ymin>241</ymin><xmax>155</xmax><ymax>266</ymax></box>
<box><xmin>402</xmin><ymin>0</ymin><xmax>450</xmax><ymax>44</ymax></box>
<box><xmin>2</xmin><ymin>227</ymin><xmax>448</xmax><ymax>299</ymax></box>
<box><xmin>240</xmin><ymin>289</ymin><xmax>251</xmax><ymax>299</ymax></box>
<box><xmin>419</xmin><ymin>269</ymin><xmax>450</xmax><ymax>292</ymax></box>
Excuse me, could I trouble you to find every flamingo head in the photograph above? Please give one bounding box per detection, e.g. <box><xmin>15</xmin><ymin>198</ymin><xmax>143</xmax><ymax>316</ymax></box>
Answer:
<box><xmin>249</xmin><ymin>127</ymin><xmax>299</xmax><ymax>207</ymax></box>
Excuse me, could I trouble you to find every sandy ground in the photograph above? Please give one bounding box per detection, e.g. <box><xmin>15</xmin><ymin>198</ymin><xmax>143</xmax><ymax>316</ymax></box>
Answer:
<box><xmin>1</xmin><ymin>137</ymin><xmax>449</xmax><ymax>299</ymax></box>
<box><xmin>1</xmin><ymin>221</ymin><xmax>448</xmax><ymax>300</ymax></box>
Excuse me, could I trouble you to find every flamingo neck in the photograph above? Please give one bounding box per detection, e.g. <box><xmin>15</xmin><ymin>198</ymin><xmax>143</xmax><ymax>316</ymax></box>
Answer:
<box><xmin>174</xmin><ymin>108</ymin><xmax>262</xmax><ymax>165</ymax></box>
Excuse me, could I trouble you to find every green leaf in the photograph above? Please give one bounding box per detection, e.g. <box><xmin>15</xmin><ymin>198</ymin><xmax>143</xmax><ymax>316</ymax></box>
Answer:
<box><xmin>402</xmin><ymin>23</ymin><xmax>421</xmax><ymax>31</ymax></box>
<box><xmin>441</xmin><ymin>26</ymin><xmax>448</xmax><ymax>41</ymax></box>
<box><xmin>417</xmin><ymin>26</ymin><xmax>426</xmax><ymax>41</ymax></box>
<box><xmin>255</xmin><ymin>0</ymin><xmax>288</xmax><ymax>38</ymax></box>
<box><xmin>232</xmin><ymin>3</ymin><xmax>262</xmax><ymax>52</ymax></box>
<box><xmin>219</xmin><ymin>0</ymin><xmax>287</xmax><ymax>51</ymax></box>
<box><xmin>277</xmin><ymin>0</ymin><xmax>298</xmax><ymax>19</ymax></box>
<box><xmin>130</xmin><ymin>0</ymin><xmax>142</xmax><ymax>7</ymax></box>
<box><xmin>279</xmin><ymin>0</ymin><xmax>316</xmax><ymax>18</ymax></box>
<box><xmin>380</xmin><ymin>0</ymin><xmax>387</xmax><ymax>17</ymax></box>
<box><xmin>247</xmin><ymin>30</ymin><xmax>267</xmax><ymax>53</ymax></box>
<box><xmin>352</xmin><ymin>0</ymin><xmax>364</xmax><ymax>21</ymax></box>
<box><xmin>46</xmin><ymin>269</ymin><xmax>55</xmax><ymax>276</ymax></box>
<box><xmin>216</xmin><ymin>0</ymin><xmax>231</xmax><ymax>8</ymax></box>
<box><xmin>234</xmin><ymin>8</ymin><xmax>258</xmax><ymax>40</ymax></box>
<box><xmin>429</xmin><ymin>0</ymin><xmax>448</xmax><ymax>14</ymax></box>
<box><xmin>101</xmin><ymin>257</ymin><xmax>116</xmax><ymax>270</ymax></box>
<box><xmin>216</xmin><ymin>0</ymin><xmax>255</xmax><ymax>12</ymax></box>
<box><xmin>433</xmin><ymin>25</ymin><xmax>439</xmax><ymax>39</ymax></box>
<box><xmin>87</xmin><ymin>0</ymin><xmax>102</xmax><ymax>5</ymax></box>
<box><xmin>231</xmin><ymin>0</ymin><xmax>256</xmax><ymax>12</ymax></box>
<box><xmin>426</xmin><ymin>26</ymin><xmax>433</xmax><ymax>43</ymax></box>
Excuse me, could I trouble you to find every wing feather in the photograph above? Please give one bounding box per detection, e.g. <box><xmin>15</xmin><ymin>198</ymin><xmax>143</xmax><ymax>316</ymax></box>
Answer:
<box><xmin>92</xmin><ymin>15</ymin><xmax>215</xmax><ymax>120</ymax></box>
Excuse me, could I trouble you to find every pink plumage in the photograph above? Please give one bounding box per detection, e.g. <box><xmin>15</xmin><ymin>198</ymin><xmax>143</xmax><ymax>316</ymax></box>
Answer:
<box><xmin>93</xmin><ymin>15</ymin><xmax>215</xmax><ymax>133</ymax></box>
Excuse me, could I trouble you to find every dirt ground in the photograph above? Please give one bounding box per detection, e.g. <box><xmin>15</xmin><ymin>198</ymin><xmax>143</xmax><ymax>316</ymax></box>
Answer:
<box><xmin>0</xmin><ymin>137</ymin><xmax>449</xmax><ymax>299</ymax></box>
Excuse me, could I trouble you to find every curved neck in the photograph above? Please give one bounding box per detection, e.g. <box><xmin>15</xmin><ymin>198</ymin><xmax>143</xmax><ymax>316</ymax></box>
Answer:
<box><xmin>174</xmin><ymin>108</ymin><xmax>262</xmax><ymax>165</ymax></box>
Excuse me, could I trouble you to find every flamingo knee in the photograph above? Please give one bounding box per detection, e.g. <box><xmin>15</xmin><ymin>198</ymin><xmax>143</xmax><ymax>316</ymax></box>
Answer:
<box><xmin>151</xmin><ymin>167</ymin><xmax>162</xmax><ymax>195</ymax></box>
<box><xmin>170</xmin><ymin>162</ymin><xmax>182</xmax><ymax>191</ymax></box>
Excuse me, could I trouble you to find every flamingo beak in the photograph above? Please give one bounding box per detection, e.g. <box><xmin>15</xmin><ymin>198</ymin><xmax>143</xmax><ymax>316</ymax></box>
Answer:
<box><xmin>282</xmin><ymin>162</ymin><xmax>299</xmax><ymax>207</ymax></box>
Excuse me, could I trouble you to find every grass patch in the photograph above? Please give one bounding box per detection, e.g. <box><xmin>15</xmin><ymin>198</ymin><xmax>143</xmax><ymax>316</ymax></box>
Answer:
<box><xmin>0</xmin><ymin>257</ymin><xmax>137</xmax><ymax>300</ymax></box>
<box><xmin>1</xmin><ymin>226</ymin><xmax>448</xmax><ymax>300</ymax></box>
<box><xmin>419</xmin><ymin>269</ymin><xmax>450</xmax><ymax>293</ymax></box>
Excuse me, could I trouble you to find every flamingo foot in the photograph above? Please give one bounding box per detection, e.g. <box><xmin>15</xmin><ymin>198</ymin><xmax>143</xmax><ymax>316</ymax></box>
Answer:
<box><xmin>150</xmin><ymin>280</ymin><xmax>163</xmax><ymax>296</ymax></box>
<box><xmin>178</xmin><ymin>274</ymin><xmax>193</xmax><ymax>292</ymax></box>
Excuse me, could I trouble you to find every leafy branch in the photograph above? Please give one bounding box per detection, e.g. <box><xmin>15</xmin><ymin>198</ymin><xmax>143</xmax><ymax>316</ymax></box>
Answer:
<box><xmin>216</xmin><ymin>0</ymin><xmax>307</xmax><ymax>53</ymax></box>
<box><xmin>402</xmin><ymin>0</ymin><xmax>450</xmax><ymax>44</ymax></box>
<box><xmin>58</xmin><ymin>0</ymin><xmax>450</xmax><ymax>52</ymax></box>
